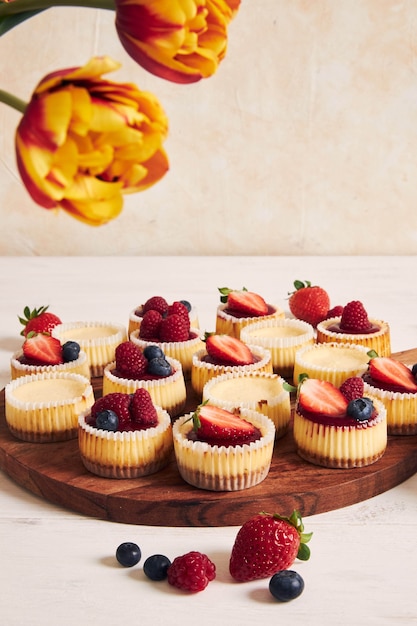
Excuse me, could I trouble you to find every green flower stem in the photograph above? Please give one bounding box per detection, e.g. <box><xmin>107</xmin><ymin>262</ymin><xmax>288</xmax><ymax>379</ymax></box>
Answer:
<box><xmin>0</xmin><ymin>0</ymin><xmax>115</xmax><ymax>17</ymax></box>
<box><xmin>0</xmin><ymin>89</ymin><xmax>27</xmax><ymax>113</ymax></box>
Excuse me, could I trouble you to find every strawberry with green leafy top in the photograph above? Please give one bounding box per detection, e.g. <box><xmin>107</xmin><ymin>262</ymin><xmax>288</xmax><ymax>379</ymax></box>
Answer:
<box><xmin>368</xmin><ymin>357</ymin><xmax>417</xmax><ymax>393</ymax></box>
<box><xmin>298</xmin><ymin>378</ymin><xmax>348</xmax><ymax>417</ymax></box>
<box><xmin>229</xmin><ymin>510</ymin><xmax>312</xmax><ymax>582</ymax></box>
<box><xmin>218</xmin><ymin>287</ymin><xmax>269</xmax><ymax>316</ymax></box>
<box><xmin>204</xmin><ymin>332</ymin><xmax>255</xmax><ymax>365</ymax></box>
<box><xmin>22</xmin><ymin>332</ymin><xmax>63</xmax><ymax>365</ymax></box>
<box><xmin>190</xmin><ymin>403</ymin><xmax>260</xmax><ymax>446</ymax></box>
<box><xmin>288</xmin><ymin>280</ymin><xmax>330</xmax><ymax>327</ymax></box>
<box><xmin>19</xmin><ymin>305</ymin><xmax>61</xmax><ymax>337</ymax></box>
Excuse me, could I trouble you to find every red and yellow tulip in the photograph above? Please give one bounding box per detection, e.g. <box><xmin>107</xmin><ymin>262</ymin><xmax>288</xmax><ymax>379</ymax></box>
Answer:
<box><xmin>15</xmin><ymin>56</ymin><xmax>169</xmax><ymax>226</ymax></box>
<box><xmin>115</xmin><ymin>0</ymin><xmax>241</xmax><ymax>84</ymax></box>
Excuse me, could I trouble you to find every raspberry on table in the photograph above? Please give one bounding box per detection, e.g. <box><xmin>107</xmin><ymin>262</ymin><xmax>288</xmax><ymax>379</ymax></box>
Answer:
<box><xmin>167</xmin><ymin>551</ymin><xmax>216</xmax><ymax>592</ymax></box>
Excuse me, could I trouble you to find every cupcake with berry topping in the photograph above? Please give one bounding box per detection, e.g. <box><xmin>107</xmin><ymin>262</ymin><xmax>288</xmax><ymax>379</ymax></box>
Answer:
<box><xmin>240</xmin><ymin>318</ymin><xmax>315</xmax><ymax>377</ymax></box>
<box><xmin>293</xmin><ymin>341</ymin><xmax>371</xmax><ymax>388</ymax></box>
<box><xmin>130</xmin><ymin>301</ymin><xmax>203</xmax><ymax>378</ymax></box>
<box><xmin>362</xmin><ymin>356</ymin><xmax>417</xmax><ymax>435</ymax></box>
<box><xmin>172</xmin><ymin>402</ymin><xmax>275</xmax><ymax>491</ymax></box>
<box><xmin>11</xmin><ymin>333</ymin><xmax>90</xmax><ymax>380</ymax></box>
<box><xmin>78</xmin><ymin>388</ymin><xmax>173</xmax><ymax>478</ymax></box>
<box><xmin>202</xmin><ymin>371</ymin><xmax>291</xmax><ymax>439</ymax></box>
<box><xmin>191</xmin><ymin>333</ymin><xmax>273</xmax><ymax>397</ymax></box>
<box><xmin>293</xmin><ymin>376</ymin><xmax>387</xmax><ymax>468</ymax></box>
<box><xmin>128</xmin><ymin>295</ymin><xmax>199</xmax><ymax>336</ymax></box>
<box><xmin>316</xmin><ymin>300</ymin><xmax>391</xmax><ymax>357</ymax></box>
<box><xmin>52</xmin><ymin>321</ymin><xmax>127</xmax><ymax>377</ymax></box>
<box><xmin>216</xmin><ymin>287</ymin><xmax>284</xmax><ymax>339</ymax></box>
<box><xmin>5</xmin><ymin>371</ymin><xmax>94</xmax><ymax>442</ymax></box>
<box><xmin>103</xmin><ymin>341</ymin><xmax>186</xmax><ymax>417</ymax></box>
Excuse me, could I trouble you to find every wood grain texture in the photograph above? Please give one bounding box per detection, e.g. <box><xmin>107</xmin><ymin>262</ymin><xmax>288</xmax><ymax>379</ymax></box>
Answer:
<box><xmin>1</xmin><ymin>349</ymin><xmax>417</xmax><ymax>527</ymax></box>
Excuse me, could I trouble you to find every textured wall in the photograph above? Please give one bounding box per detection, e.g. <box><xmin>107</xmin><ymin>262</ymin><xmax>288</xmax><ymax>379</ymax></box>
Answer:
<box><xmin>1</xmin><ymin>1</ymin><xmax>417</xmax><ymax>255</ymax></box>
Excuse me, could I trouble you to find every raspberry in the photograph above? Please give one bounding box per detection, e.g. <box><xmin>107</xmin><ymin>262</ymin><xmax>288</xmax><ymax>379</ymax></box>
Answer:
<box><xmin>339</xmin><ymin>301</ymin><xmax>372</xmax><ymax>332</ymax></box>
<box><xmin>143</xmin><ymin>296</ymin><xmax>169</xmax><ymax>316</ymax></box>
<box><xmin>325</xmin><ymin>305</ymin><xmax>344</xmax><ymax>319</ymax></box>
<box><xmin>115</xmin><ymin>341</ymin><xmax>147</xmax><ymax>378</ymax></box>
<box><xmin>91</xmin><ymin>393</ymin><xmax>131</xmax><ymax>426</ymax></box>
<box><xmin>167</xmin><ymin>301</ymin><xmax>190</xmax><ymax>325</ymax></box>
<box><xmin>159</xmin><ymin>314</ymin><xmax>189</xmax><ymax>342</ymax></box>
<box><xmin>130</xmin><ymin>388</ymin><xmax>158</xmax><ymax>427</ymax></box>
<box><xmin>167</xmin><ymin>551</ymin><xmax>216</xmax><ymax>592</ymax></box>
<box><xmin>339</xmin><ymin>376</ymin><xmax>365</xmax><ymax>402</ymax></box>
<box><xmin>139</xmin><ymin>310</ymin><xmax>163</xmax><ymax>340</ymax></box>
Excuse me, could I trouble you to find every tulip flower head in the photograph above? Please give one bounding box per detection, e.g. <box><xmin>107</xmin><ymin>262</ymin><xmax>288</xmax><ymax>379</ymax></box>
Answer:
<box><xmin>15</xmin><ymin>56</ymin><xmax>169</xmax><ymax>226</ymax></box>
<box><xmin>115</xmin><ymin>0</ymin><xmax>241</xmax><ymax>84</ymax></box>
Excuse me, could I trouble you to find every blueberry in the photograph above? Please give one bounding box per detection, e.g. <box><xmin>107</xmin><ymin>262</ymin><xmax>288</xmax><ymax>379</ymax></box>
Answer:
<box><xmin>143</xmin><ymin>554</ymin><xmax>171</xmax><ymax>581</ymax></box>
<box><xmin>269</xmin><ymin>570</ymin><xmax>304</xmax><ymax>602</ymax></box>
<box><xmin>180</xmin><ymin>300</ymin><xmax>192</xmax><ymax>313</ymax></box>
<box><xmin>143</xmin><ymin>344</ymin><xmax>164</xmax><ymax>361</ymax></box>
<box><xmin>116</xmin><ymin>542</ymin><xmax>141</xmax><ymax>568</ymax></box>
<box><xmin>347</xmin><ymin>397</ymin><xmax>374</xmax><ymax>421</ymax></box>
<box><xmin>412</xmin><ymin>363</ymin><xmax>417</xmax><ymax>377</ymax></box>
<box><xmin>62</xmin><ymin>341</ymin><xmax>80</xmax><ymax>363</ymax></box>
<box><xmin>96</xmin><ymin>409</ymin><xmax>119</xmax><ymax>431</ymax></box>
<box><xmin>147</xmin><ymin>357</ymin><xmax>172</xmax><ymax>377</ymax></box>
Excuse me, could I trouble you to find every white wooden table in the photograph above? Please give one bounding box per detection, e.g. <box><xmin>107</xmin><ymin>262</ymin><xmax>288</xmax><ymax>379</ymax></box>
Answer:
<box><xmin>1</xmin><ymin>256</ymin><xmax>416</xmax><ymax>626</ymax></box>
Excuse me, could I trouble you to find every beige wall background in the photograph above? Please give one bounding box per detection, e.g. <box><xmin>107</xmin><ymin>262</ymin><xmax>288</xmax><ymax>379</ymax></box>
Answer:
<box><xmin>1</xmin><ymin>0</ymin><xmax>416</xmax><ymax>256</ymax></box>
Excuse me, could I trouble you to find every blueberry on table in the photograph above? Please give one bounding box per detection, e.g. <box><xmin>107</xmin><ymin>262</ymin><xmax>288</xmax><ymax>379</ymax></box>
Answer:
<box><xmin>143</xmin><ymin>344</ymin><xmax>165</xmax><ymax>361</ymax></box>
<box><xmin>143</xmin><ymin>554</ymin><xmax>172</xmax><ymax>580</ymax></box>
<box><xmin>116</xmin><ymin>542</ymin><xmax>141</xmax><ymax>568</ymax></box>
<box><xmin>269</xmin><ymin>570</ymin><xmax>305</xmax><ymax>602</ymax></box>
<box><xmin>95</xmin><ymin>409</ymin><xmax>119</xmax><ymax>431</ymax></box>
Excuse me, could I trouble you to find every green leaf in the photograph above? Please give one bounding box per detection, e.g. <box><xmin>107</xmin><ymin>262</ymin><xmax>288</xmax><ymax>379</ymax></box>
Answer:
<box><xmin>0</xmin><ymin>9</ymin><xmax>46</xmax><ymax>36</ymax></box>
<box><xmin>297</xmin><ymin>543</ymin><xmax>311</xmax><ymax>561</ymax></box>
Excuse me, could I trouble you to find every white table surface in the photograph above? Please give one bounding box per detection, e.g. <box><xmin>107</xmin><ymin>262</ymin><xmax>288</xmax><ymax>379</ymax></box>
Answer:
<box><xmin>1</xmin><ymin>256</ymin><xmax>417</xmax><ymax>626</ymax></box>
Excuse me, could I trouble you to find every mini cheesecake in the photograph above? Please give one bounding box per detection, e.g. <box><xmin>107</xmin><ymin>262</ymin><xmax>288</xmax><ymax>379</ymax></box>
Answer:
<box><xmin>52</xmin><ymin>321</ymin><xmax>127</xmax><ymax>377</ymax></box>
<box><xmin>316</xmin><ymin>316</ymin><xmax>391</xmax><ymax>357</ymax></box>
<box><xmin>293</xmin><ymin>342</ymin><xmax>370</xmax><ymax>388</ymax></box>
<box><xmin>5</xmin><ymin>372</ymin><xmax>94</xmax><ymax>442</ymax></box>
<box><xmin>202</xmin><ymin>371</ymin><xmax>291</xmax><ymax>439</ymax></box>
<box><xmin>172</xmin><ymin>404</ymin><xmax>275</xmax><ymax>491</ymax></box>
<box><xmin>240</xmin><ymin>318</ymin><xmax>315</xmax><ymax>377</ymax></box>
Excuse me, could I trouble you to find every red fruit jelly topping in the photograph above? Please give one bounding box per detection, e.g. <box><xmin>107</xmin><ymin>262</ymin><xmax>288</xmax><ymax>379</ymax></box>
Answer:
<box><xmin>326</xmin><ymin>322</ymin><xmax>381</xmax><ymax>335</ymax></box>
<box><xmin>223</xmin><ymin>304</ymin><xmax>276</xmax><ymax>319</ymax></box>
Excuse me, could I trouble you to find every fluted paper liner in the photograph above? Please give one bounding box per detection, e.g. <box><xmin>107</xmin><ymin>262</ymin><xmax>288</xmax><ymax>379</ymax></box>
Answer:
<box><xmin>10</xmin><ymin>349</ymin><xmax>91</xmax><ymax>381</ymax></box>
<box><xmin>316</xmin><ymin>316</ymin><xmax>391</xmax><ymax>357</ymax></box>
<box><xmin>363</xmin><ymin>380</ymin><xmax>417</xmax><ymax>435</ymax></box>
<box><xmin>293</xmin><ymin>342</ymin><xmax>370</xmax><ymax>387</ymax></box>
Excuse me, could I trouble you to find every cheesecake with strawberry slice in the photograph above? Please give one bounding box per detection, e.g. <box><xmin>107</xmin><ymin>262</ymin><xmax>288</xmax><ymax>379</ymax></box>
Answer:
<box><xmin>316</xmin><ymin>300</ymin><xmax>391</xmax><ymax>357</ymax></box>
<box><xmin>215</xmin><ymin>287</ymin><xmax>284</xmax><ymax>339</ymax></box>
<box><xmin>293</xmin><ymin>377</ymin><xmax>387</xmax><ymax>468</ymax></box>
<box><xmin>363</xmin><ymin>356</ymin><xmax>417</xmax><ymax>435</ymax></box>
<box><xmin>172</xmin><ymin>403</ymin><xmax>275</xmax><ymax>491</ymax></box>
<box><xmin>191</xmin><ymin>333</ymin><xmax>273</xmax><ymax>396</ymax></box>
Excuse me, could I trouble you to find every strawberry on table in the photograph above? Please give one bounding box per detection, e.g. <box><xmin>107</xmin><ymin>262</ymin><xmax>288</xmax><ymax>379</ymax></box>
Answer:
<box><xmin>229</xmin><ymin>510</ymin><xmax>312</xmax><ymax>582</ymax></box>
<box><xmin>22</xmin><ymin>332</ymin><xmax>64</xmax><ymax>365</ymax></box>
<box><xmin>288</xmin><ymin>280</ymin><xmax>330</xmax><ymax>327</ymax></box>
<box><xmin>218</xmin><ymin>286</ymin><xmax>269</xmax><ymax>317</ymax></box>
<box><xmin>205</xmin><ymin>333</ymin><xmax>255</xmax><ymax>365</ymax></box>
<box><xmin>19</xmin><ymin>305</ymin><xmax>61</xmax><ymax>337</ymax></box>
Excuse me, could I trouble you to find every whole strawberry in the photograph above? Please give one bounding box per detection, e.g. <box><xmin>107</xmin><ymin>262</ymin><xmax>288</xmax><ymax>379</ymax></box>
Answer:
<box><xmin>288</xmin><ymin>280</ymin><xmax>330</xmax><ymax>327</ymax></box>
<box><xmin>19</xmin><ymin>305</ymin><xmax>61</xmax><ymax>337</ymax></box>
<box><xmin>229</xmin><ymin>510</ymin><xmax>312</xmax><ymax>582</ymax></box>
<box><xmin>167</xmin><ymin>551</ymin><xmax>216</xmax><ymax>592</ymax></box>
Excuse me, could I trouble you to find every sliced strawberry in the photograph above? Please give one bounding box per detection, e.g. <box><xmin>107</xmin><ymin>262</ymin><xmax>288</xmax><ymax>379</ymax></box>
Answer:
<box><xmin>192</xmin><ymin>404</ymin><xmax>260</xmax><ymax>446</ymax></box>
<box><xmin>22</xmin><ymin>333</ymin><xmax>63</xmax><ymax>365</ymax></box>
<box><xmin>298</xmin><ymin>378</ymin><xmax>348</xmax><ymax>417</ymax></box>
<box><xmin>369</xmin><ymin>357</ymin><xmax>417</xmax><ymax>393</ymax></box>
<box><xmin>205</xmin><ymin>333</ymin><xmax>255</xmax><ymax>365</ymax></box>
<box><xmin>219</xmin><ymin>287</ymin><xmax>269</xmax><ymax>316</ymax></box>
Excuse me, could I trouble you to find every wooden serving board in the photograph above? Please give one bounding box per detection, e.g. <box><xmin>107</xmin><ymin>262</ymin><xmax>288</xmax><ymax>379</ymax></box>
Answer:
<box><xmin>1</xmin><ymin>348</ymin><xmax>417</xmax><ymax>527</ymax></box>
